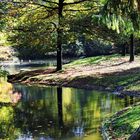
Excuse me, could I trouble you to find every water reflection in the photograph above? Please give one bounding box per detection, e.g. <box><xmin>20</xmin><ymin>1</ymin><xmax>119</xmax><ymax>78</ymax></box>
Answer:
<box><xmin>0</xmin><ymin>84</ymin><xmax>140</xmax><ymax>140</ymax></box>
<box><xmin>0</xmin><ymin>82</ymin><xmax>22</xmax><ymax>104</ymax></box>
<box><xmin>1</xmin><ymin>59</ymin><xmax>75</xmax><ymax>75</ymax></box>
<box><xmin>57</xmin><ymin>87</ymin><xmax>63</xmax><ymax>129</ymax></box>
<box><xmin>10</xmin><ymin>90</ymin><xmax>22</xmax><ymax>104</ymax></box>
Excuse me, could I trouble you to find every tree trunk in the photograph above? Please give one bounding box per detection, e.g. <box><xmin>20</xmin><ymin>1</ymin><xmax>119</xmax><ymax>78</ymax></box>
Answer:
<box><xmin>57</xmin><ymin>0</ymin><xmax>63</xmax><ymax>71</ymax></box>
<box><xmin>129</xmin><ymin>34</ymin><xmax>135</xmax><ymax>62</ymax></box>
<box><xmin>57</xmin><ymin>29</ymin><xmax>62</xmax><ymax>71</ymax></box>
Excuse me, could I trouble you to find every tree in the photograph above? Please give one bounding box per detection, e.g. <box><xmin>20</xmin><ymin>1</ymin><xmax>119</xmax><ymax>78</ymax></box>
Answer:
<box><xmin>4</xmin><ymin>0</ymin><xmax>101</xmax><ymax>70</ymax></box>
<box><xmin>102</xmin><ymin>0</ymin><xmax>140</xmax><ymax>62</ymax></box>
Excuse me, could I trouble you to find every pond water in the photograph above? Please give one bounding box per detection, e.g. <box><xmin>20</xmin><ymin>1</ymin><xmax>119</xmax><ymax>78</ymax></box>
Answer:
<box><xmin>0</xmin><ymin>59</ymin><xmax>56</xmax><ymax>75</ymax></box>
<box><xmin>0</xmin><ymin>83</ymin><xmax>140</xmax><ymax>140</ymax></box>
<box><xmin>0</xmin><ymin>59</ymin><xmax>74</xmax><ymax>75</ymax></box>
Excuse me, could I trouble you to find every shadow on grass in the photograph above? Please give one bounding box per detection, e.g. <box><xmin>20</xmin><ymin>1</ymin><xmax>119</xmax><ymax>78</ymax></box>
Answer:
<box><xmin>67</xmin><ymin>67</ymin><xmax>140</xmax><ymax>90</ymax></box>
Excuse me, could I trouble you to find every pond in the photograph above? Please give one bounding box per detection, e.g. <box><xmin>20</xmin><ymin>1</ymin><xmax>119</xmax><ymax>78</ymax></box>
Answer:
<box><xmin>0</xmin><ymin>59</ymin><xmax>56</xmax><ymax>75</ymax></box>
<box><xmin>0</xmin><ymin>83</ymin><xmax>140</xmax><ymax>140</ymax></box>
<box><xmin>0</xmin><ymin>58</ymin><xmax>74</xmax><ymax>75</ymax></box>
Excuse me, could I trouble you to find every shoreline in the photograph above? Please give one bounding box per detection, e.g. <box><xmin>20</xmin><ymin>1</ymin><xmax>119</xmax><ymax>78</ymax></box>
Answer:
<box><xmin>8</xmin><ymin>68</ymin><xmax>140</xmax><ymax>97</ymax></box>
<box><xmin>5</xmin><ymin>55</ymin><xmax>140</xmax><ymax>140</ymax></box>
<box><xmin>101</xmin><ymin>102</ymin><xmax>140</xmax><ymax>140</ymax></box>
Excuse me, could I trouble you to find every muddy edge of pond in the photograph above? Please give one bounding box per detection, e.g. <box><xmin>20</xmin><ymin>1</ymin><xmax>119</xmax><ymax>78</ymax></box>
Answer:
<box><xmin>8</xmin><ymin>68</ymin><xmax>140</xmax><ymax>98</ymax></box>
<box><xmin>101</xmin><ymin>102</ymin><xmax>140</xmax><ymax>140</ymax></box>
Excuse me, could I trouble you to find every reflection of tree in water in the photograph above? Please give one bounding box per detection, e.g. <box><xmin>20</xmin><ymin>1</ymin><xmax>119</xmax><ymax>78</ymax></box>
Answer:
<box><xmin>0</xmin><ymin>82</ymin><xmax>22</xmax><ymax>139</ymax></box>
<box><xmin>10</xmin><ymin>91</ymin><xmax>22</xmax><ymax>104</ymax></box>
<box><xmin>0</xmin><ymin>105</ymin><xmax>21</xmax><ymax>139</ymax></box>
<box><xmin>1</xmin><ymin>84</ymin><xmax>140</xmax><ymax>139</ymax></box>
<box><xmin>0</xmin><ymin>82</ymin><xmax>22</xmax><ymax>104</ymax></box>
<box><xmin>57</xmin><ymin>87</ymin><xmax>63</xmax><ymax>128</ymax></box>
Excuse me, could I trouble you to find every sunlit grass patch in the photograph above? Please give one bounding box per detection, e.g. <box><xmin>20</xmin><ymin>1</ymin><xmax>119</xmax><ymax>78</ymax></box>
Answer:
<box><xmin>65</xmin><ymin>54</ymin><xmax>121</xmax><ymax>67</ymax></box>
<box><xmin>103</xmin><ymin>105</ymin><xmax>140</xmax><ymax>139</ymax></box>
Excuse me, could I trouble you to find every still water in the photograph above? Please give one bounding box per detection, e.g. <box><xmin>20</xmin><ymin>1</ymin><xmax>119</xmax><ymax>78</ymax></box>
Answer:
<box><xmin>0</xmin><ymin>83</ymin><xmax>140</xmax><ymax>140</ymax></box>
<box><xmin>0</xmin><ymin>59</ymin><xmax>74</xmax><ymax>75</ymax></box>
<box><xmin>0</xmin><ymin>59</ymin><xmax>56</xmax><ymax>75</ymax></box>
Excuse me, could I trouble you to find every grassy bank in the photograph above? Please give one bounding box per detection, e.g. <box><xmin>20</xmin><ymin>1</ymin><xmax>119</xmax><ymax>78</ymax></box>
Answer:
<box><xmin>102</xmin><ymin>103</ymin><xmax>140</xmax><ymax>140</ymax></box>
<box><xmin>8</xmin><ymin>54</ymin><xmax>140</xmax><ymax>95</ymax></box>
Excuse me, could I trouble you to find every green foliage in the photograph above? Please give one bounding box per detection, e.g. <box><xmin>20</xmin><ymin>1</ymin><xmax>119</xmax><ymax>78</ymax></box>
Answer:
<box><xmin>5</xmin><ymin>4</ymin><xmax>58</xmax><ymax>59</ymax></box>
<box><xmin>0</xmin><ymin>2</ymin><xmax>7</xmax><ymax>31</ymax></box>
<box><xmin>3</xmin><ymin>0</ymin><xmax>104</xmax><ymax>59</ymax></box>
<box><xmin>101</xmin><ymin>0</ymin><xmax>140</xmax><ymax>36</ymax></box>
<box><xmin>0</xmin><ymin>69</ymin><xmax>8</xmax><ymax>78</ymax></box>
<box><xmin>104</xmin><ymin>105</ymin><xmax>140</xmax><ymax>139</ymax></box>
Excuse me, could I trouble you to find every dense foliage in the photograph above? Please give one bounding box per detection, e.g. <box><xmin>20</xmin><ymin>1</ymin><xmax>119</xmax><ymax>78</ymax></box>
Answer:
<box><xmin>0</xmin><ymin>0</ymin><xmax>140</xmax><ymax>67</ymax></box>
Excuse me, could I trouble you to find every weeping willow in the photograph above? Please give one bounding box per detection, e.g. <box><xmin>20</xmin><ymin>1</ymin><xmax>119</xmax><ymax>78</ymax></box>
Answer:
<box><xmin>102</xmin><ymin>0</ymin><xmax>140</xmax><ymax>34</ymax></box>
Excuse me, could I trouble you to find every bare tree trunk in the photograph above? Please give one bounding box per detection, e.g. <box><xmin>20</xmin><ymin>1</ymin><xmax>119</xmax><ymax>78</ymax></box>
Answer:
<box><xmin>57</xmin><ymin>28</ymin><xmax>62</xmax><ymax>71</ymax></box>
<box><xmin>129</xmin><ymin>34</ymin><xmax>135</xmax><ymax>62</ymax></box>
<box><xmin>57</xmin><ymin>0</ymin><xmax>63</xmax><ymax>71</ymax></box>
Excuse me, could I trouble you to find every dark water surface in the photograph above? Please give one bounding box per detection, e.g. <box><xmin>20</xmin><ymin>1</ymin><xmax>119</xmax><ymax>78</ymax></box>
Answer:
<box><xmin>0</xmin><ymin>83</ymin><xmax>140</xmax><ymax>140</ymax></box>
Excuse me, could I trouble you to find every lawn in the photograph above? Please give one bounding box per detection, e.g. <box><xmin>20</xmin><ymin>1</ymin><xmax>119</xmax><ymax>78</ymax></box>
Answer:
<box><xmin>103</xmin><ymin>104</ymin><xmax>140</xmax><ymax>139</ymax></box>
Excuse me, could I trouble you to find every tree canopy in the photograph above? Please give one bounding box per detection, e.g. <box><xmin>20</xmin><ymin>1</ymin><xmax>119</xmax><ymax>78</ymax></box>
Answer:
<box><xmin>1</xmin><ymin>0</ymin><xmax>140</xmax><ymax>67</ymax></box>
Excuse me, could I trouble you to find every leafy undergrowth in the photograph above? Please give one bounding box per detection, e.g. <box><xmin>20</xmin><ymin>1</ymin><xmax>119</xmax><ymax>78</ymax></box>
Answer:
<box><xmin>103</xmin><ymin>104</ymin><xmax>140</xmax><ymax>139</ymax></box>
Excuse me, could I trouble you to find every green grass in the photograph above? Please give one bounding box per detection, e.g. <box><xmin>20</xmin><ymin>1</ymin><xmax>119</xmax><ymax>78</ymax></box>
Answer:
<box><xmin>65</xmin><ymin>54</ymin><xmax>121</xmax><ymax>67</ymax></box>
<box><xmin>69</xmin><ymin>73</ymin><xmax>140</xmax><ymax>90</ymax></box>
<box><xmin>64</xmin><ymin>54</ymin><xmax>140</xmax><ymax>91</ymax></box>
<box><xmin>104</xmin><ymin>104</ymin><xmax>140</xmax><ymax>139</ymax></box>
<box><xmin>96</xmin><ymin>74</ymin><xmax>140</xmax><ymax>89</ymax></box>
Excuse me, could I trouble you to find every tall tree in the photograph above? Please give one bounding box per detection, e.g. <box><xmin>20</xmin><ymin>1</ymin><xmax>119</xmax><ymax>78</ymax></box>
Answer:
<box><xmin>102</xmin><ymin>0</ymin><xmax>140</xmax><ymax>62</ymax></box>
<box><xmin>4</xmin><ymin>0</ymin><xmax>100</xmax><ymax>70</ymax></box>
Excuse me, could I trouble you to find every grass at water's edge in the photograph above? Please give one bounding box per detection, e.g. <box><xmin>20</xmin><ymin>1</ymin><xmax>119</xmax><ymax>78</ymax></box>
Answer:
<box><xmin>101</xmin><ymin>103</ymin><xmax>140</xmax><ymax>140</ymax></box>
